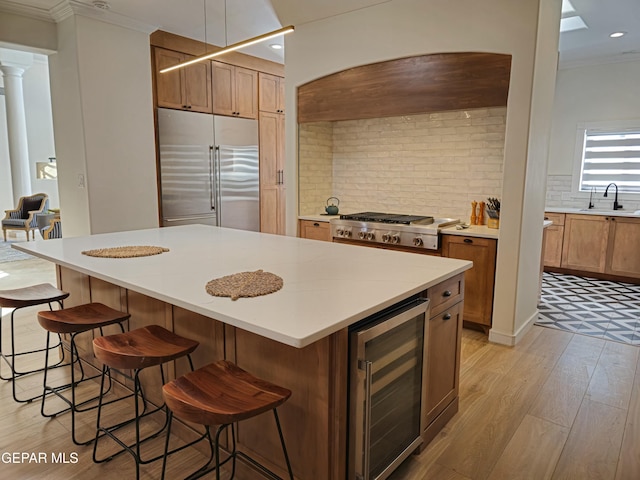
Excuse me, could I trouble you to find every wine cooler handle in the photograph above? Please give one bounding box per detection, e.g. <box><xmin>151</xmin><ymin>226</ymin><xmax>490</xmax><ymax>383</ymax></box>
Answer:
<box><xmin>363</xmin><ymin>359</ymin><xmax>373</xmax><ymax>480</ymax></box>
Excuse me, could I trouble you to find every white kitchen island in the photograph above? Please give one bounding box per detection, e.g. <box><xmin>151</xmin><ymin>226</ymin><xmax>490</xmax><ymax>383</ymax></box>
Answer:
<box><xmin>15</xmin><ymin>225</ymin><xmax>471</xmax><ymax>479</ymax></box>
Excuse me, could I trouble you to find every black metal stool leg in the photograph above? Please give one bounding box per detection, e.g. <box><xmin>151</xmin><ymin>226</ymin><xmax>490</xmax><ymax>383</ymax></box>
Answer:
<box><xmin>273</xmin><ymin>409</ymin><xmax>294</xmax><ymax>480</ymax></box>
<box><xmin>1</xmin><ymin>301</ymin><xmax>66</xmax><ymax>403</ymax></box>
<box><xmin>94</xmin><ymin>354</ymin><xmax>200</xmax><ymax>478</ymax></box>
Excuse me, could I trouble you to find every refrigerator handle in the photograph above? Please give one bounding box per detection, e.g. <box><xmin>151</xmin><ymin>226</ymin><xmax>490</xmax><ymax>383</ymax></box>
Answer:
<box><xmin>209</xmin><ymin>146</ymin><xmax>215</xmax><ymax>211</ymax></box>
<box><xmin>214</xmin><ymin>145</ymin><xmax>222</xmax><ymax>226</ymax></box>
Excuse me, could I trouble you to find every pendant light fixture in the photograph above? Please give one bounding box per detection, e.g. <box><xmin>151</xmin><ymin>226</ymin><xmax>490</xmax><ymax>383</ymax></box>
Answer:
<box><xmin>160</xmin><ymin>0</ymin><xmax>293</xmax><ymax>74</ymax></box>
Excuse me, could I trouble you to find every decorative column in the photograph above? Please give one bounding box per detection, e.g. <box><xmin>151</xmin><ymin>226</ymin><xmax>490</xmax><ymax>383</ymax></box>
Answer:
<box><xmin>0</xmin><ymin>65</ymin><xmax>32</xmax><ymax>204</ymax></box>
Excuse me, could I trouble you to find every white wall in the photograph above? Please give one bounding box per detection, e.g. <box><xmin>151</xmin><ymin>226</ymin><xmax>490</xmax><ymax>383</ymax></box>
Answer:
<box><xmin>48</xmin><ymin>14</ymin><xmax>158</xmax><ymax>236</ymax></box>
<box><xmin>281</xmin><ymin>0</ymin><xmax>562</xmax><ymax>343</ymax></box>
<box><xmin>23</xmin><ymin>54</ymin><xmax>59</xmax><ymax>208</ymax></box>
<box><xmin>546</xmin><ymin>59</ymin><xmax>640</xmax><ymax>210</ymax></box>
<box><xmin>0</xmin><ymin>49</ymin><xmax>59</xmax><ymax>213</ymax></box>
<box><xmin>0</xmin><ymin>11</ymin><xmax>56</xmax><ymax>54</ymax></box>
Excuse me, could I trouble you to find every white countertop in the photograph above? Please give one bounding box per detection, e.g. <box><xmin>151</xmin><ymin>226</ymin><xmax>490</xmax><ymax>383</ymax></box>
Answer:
<box><xmin>440</xmin><ymin>224</ymin><xmax>499</xmax><ymax>239</ymax></box>
<box><xmin>14</xmin><ymin>225</ymin><xmax>471</xmax><ymax>348</ymax></box>
<box><xmin>298</xmin><ymin>214</ymin><xmax>339</xmax><ymax>222</ymax></box>
<box><xmin>545</xmin><ymin>207</ymin><xmax>640</xmax><ymax>218</ymax></box>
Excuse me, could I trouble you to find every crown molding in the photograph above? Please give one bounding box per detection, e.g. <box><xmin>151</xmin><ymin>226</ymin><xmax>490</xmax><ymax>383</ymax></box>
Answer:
<box><xmin>0</xmin><ymin>0</ymin><xmax>157</xmax><ymax>34</ymax></box>
<box><xmin>0</xmin><ymin>0</ymin><xmax>55</xmax><ymax>22</ymax></box>
<box><xmin>52</xmin><ymin>1</ymin><xmax>158</xmax><ymax>34</ymax></box>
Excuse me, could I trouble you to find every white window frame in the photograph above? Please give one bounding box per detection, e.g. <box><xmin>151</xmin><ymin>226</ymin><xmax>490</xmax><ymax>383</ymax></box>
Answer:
<box><xmin>571</xmin><ymin>120</ymin><xmax>640</xmax><ymax>198</ymax></box>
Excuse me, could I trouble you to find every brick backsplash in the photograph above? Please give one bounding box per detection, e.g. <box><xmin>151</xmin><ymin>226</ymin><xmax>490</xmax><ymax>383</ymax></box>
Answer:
<box><xmin>298</xmin><ymin>108</ymin><xmax>506</xmax><ymax>221</ymax></box>
<box><xmin>546</xmin><ymin>175</ymin><xmax>640</xmax><ymax>211</ymax></box>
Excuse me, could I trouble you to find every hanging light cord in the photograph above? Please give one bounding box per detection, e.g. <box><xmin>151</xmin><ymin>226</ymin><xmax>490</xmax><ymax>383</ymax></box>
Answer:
<box><xmin>224</xmin><ymin>0</ymin><xmax>228</xmax><ymax>47</ymax></box>
<box><xmin>204</xmin><ymin>0</ymin><xmax>208</xmax><ymax>53</ymax></box>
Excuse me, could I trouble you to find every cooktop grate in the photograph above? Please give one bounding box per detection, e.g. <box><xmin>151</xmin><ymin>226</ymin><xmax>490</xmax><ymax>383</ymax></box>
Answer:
<box><xmin>338</xmin><ymin>212</ymin><xmax>434</xmax><ymax>225</ymax></box>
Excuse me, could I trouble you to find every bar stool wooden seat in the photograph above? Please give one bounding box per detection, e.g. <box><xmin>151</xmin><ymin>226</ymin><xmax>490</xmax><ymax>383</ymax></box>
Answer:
<box><xmin>0</xmin><ymin>283</ymin><xmax>69</xmax><ymax>403</ymax></box>
<box><xmin>38</xmin><ymin>302</ymin><xmax>130</xmax><ymax>445</ymax></box>
<box><xmin>161</xmin><ymin>360</ymin><xmax>294</xmax><ymax>480</ymax></box>
<box><xmin>92</xmin><ymin>325</ymin><xmax>199</xmax><ymax>480</ymax></box>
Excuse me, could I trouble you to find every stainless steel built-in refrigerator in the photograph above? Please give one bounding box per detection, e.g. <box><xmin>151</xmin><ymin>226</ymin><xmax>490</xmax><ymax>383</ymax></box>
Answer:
<box><xmin>157</xmin><ymin>108</ymin><xmax>260</xmax><ymax>231</ymax></box>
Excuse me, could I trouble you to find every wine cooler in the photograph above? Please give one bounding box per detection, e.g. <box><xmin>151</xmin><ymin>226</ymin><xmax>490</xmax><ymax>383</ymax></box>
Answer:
<box><xmin>348</xmin><ymin>297</ymin><xmax>429</xmax><ymax>480</ymax></box>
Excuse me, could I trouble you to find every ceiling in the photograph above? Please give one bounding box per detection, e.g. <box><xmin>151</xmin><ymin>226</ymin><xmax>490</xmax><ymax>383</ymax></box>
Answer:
<box><xmin>0</xmin><ymin>0</ymin><xmax>638</xmax><ymax>67</ymax></box>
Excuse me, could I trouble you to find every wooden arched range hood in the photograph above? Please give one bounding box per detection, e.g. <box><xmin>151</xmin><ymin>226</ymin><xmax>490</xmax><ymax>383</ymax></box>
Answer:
<box><xmin>297</xmin><ymin>52</ymin><xmax>511</xmax><ymax>123</ymax></box>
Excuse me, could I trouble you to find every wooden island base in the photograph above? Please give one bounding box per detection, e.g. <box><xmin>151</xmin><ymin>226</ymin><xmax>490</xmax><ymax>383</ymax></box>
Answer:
<box><xmin>55</xmin><ymin>265</ymin><xmax>464</xmax><ymax>479</ymax></box>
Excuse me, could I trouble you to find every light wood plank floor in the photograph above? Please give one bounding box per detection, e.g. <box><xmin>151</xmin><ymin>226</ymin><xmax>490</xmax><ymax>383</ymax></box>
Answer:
<box><xmin>1</xmin><ymin>258</ymin><xmax>639</xmax><ymax>479</ymax></box>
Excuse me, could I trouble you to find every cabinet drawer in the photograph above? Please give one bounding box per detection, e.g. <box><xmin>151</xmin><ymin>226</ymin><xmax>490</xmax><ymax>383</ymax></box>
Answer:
<box><xmin>544</xmin><ymin>212</ymin><xmax>565</xmax><ymax>226</ymax></box>
<box><xmin>428</xmin><ymin>273</ymin><xmax>464</xmax><ymax>317</ymax></box>
<box><xmin>299</xmin><ymin>219</ymin><xmax>331</xmax><ymax>242</ymax></box>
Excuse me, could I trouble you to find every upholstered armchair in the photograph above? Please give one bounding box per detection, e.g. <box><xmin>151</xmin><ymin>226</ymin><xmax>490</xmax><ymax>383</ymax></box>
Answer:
<box><xmin>41</xmin><ymin>217</ymin><xmax>62</xmax><ymax>240</ymax></box>
<box><xmin>2</xmin><ymin>193</ymin><xmax>49</xmax><ymax>241</ymax></box>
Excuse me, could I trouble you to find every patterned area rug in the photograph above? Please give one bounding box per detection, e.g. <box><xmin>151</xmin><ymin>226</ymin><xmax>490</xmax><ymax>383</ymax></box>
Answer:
<box><xmin>537</xmin><ymin>271</ymin><xmax>640</xmax><ymax>346</ymax></box>
<box><xmin>0</xmin><ymin>240</ymin><xmax>35</xmax><ymax>263</ymax></box>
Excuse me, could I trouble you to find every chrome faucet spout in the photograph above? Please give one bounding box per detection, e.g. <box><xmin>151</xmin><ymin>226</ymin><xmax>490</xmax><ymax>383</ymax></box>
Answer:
<box><xmin>603</xmin><ymin>183</ymin><xmax>623</xmax><ymax>210</ymax></box>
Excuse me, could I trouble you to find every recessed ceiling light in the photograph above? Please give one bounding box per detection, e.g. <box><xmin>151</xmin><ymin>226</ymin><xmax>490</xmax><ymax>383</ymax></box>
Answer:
<box><xmin>609</xmin><ymin>32</ymin><xmax>626</xmax><ymax>38</ymax></box>
<box><xmin>269</xmin><ymin>44</ymin><xmax>283</xmax><ymax>50</ymax></box>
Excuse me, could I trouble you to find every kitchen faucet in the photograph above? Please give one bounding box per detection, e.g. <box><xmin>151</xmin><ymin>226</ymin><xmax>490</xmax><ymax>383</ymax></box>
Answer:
<box><xmin>603</xmin><ymin>183</ymin><xmax>623</xmax><ymax>210</ymax></box>
<box><xmin>588</xmin><ymin>187</ymin><xmax>595</xmax><ymax>209</ymax></box>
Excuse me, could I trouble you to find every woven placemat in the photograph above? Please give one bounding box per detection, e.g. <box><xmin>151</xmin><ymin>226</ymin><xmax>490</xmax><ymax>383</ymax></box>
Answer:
<box><xmin>81</xmin><ymin>246</ymin><xmax>170</xmax><ymax>258</ymax></box>
<box><xmin>205</xmin><ymin>269</ymin><xmax>283</xmax><ymax>301</ymax></box>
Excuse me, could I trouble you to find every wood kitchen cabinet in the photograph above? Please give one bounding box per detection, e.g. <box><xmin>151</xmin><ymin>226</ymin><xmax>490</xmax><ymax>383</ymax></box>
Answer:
<box><xmin>606</xmin><ymin>216</ymin><xmax>640</xmax><ymax>277</ymax></box>
<box><xmin>299</xmin><ymin>220</ymin><xmax>331</xmax><ymax>241</ymax></box>
<box><xmin>561</xmin><ymin>214</ymin><xmax>609</xmax><ymax>273</ymax></box>
<box><xmin>211</xmin><ymin>61</ymin><xmax>258</xmax><ymax>119</ymax></box>
<box><xmin>422</xmin><ymin>274</ymin><xmax>464</xmax><ymax>445</ymax></box>
<box><xmin>259</xmin><ymin>72</ymin><xmax>285</xmax><ymax>113</ymax></box>
<box><xmin>441</xmin><ymin>235</ymin><xmax>496</xmax><ymax>330</ymax></box>
<box><xmin>543</xmin><ymin>212</ymin><xmax>565</xmax><ymax>268</ymax></box>
<box><xmin>259</xmin><ymin>111</ymin><xmax>285</xmax><ymax>234</ymax></box>
<box><xmin>154</xmin><ymin>47</ymin><xmax>212</xmax><ymax>113</ymax></box>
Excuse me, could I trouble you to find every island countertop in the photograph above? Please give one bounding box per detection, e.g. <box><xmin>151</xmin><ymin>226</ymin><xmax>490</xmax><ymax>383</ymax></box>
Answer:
<box><xmin>14</xmin><ymin>225</ymin><xmax>471</xmax><ymax>348</ymax></box>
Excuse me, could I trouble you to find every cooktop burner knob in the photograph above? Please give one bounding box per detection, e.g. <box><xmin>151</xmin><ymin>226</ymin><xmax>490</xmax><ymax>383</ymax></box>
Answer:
<box><xmin>358</xmin><ymin>231</ymin><xmax>366</xmax><ymax>240</ymax></box>
<box><xmin>343</xmin><ymin>229</ymin><xmax>351</xmax><ymax>238</ymax></box>
<box><xmin>336</xmin><ymin>228</ymin><xmax>344</xmax><ymax>236</ymax></box>
<box><xmin>366</xmin><ymin>232</ymin><xmax>376</xmax><ymax>241</ymax></box>
<box><xmin>413</xmin><ymin>236</ymin><xmax>424</xmax><ymax>247</ymax></box>
<box><xmin>381</xmin><ymin>233</ymin><xmax>391</xmax><ymax>243</ymax></box>
<box><xmin>391</xmin><ymin>234</ymin><xmax>401</xmax><ymax>244</ymax></box>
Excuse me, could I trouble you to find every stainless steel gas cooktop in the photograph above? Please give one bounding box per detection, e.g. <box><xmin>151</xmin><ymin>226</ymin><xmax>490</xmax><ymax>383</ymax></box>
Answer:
<box><xmin>330</xmin><ymin>212</ymin><xmax>459</xmax><ymax>250</ymax></box>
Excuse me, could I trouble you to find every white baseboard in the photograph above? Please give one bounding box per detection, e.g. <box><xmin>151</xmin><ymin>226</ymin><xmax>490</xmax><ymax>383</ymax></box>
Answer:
<box><xmin>488</xmin><ymin>309</ymin><xmax>539</xmax><ymax>346</ymax></box>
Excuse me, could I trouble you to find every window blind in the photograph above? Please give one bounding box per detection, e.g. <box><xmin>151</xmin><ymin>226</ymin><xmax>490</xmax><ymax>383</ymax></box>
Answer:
<box><xmin>579</xmin><ymin>131</ymin><xmax>640</xmax><ymax>193</ymax></box>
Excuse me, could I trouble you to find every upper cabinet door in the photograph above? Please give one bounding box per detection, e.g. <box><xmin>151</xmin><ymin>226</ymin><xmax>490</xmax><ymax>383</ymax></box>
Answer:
<box><xmin>154</xmin><ymin>47</ymin><xmax>212</xmax><ymax>113</ymax></box>
<box><xmin>212</xmin><ymin>61</ymin><xmax>258</xmax><ymax>119</ymax></box>
<box><xmin>259</xmin><ymin>72</ymin><xmax>284</xmax><ymax>113</ymax></box>
<box><xmin>154</xmin><ymin>48</ymin><xmax>186</xmax><ymax>110</ymax></box>
<box><xmin>183</xmin><ymin>58</ymin><xmax>213</xmax><ymax>113</ymax></box>
<box><xmin>212</xmin><ymin>61</ymin><xmax>235</xmax><ymax>117</ymax></box>
<box><xmin>235</xmin><ymin>67</ymin><xmax>258</xmax><ymax>119</ymax></box>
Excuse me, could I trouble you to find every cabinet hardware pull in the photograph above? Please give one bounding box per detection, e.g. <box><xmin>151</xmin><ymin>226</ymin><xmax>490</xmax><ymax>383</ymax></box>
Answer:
<box><xmin>544</xmin><ymin>217</ymin><xmax>548</xmax><ymax>220</ymax></box>
<box><xmin>443</xmin><ymin>313</ymin><xmax>452</xmax><ymax>320</ymax></box>
<box><xmin>313</xmin><ymin>223</ymin><xmax>320</xmax><ymax>227</ymax></box>
<box><xmin>464</xmin><ymin>238</ymin><xmax>473</xmax><ymax>243</ymax></box>
<box><xmin>443</xmin><ymin>290</ymin><xmax>452</xmax><ymax>297</ymax></box>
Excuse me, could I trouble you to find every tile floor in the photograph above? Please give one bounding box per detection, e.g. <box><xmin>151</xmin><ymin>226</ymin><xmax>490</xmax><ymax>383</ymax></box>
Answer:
<box><xmin>537</xmin><ymin>271</ymin><xmax>640</xmax><ymax>345</ymax></box>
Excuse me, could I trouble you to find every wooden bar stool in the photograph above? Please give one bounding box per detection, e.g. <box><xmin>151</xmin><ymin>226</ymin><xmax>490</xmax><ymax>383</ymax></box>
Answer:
<box><xmin>0</xmin><ymin>283</ymin><xmax>69</xmax><ymax>403</ymax></box>
<box><xmin>38</xmin><ymin>302</ymin><xmax>130</xmax><ymax>445</ymax></box>
<box><xmin>160</xmin><ymin>360</ymin><xmax>294</xmax><ymax>480</ymax></box>
<box><xmin>92</xmin><ymin>325</ymin><xmax>199</xmax><ymax>480</ymax></box>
